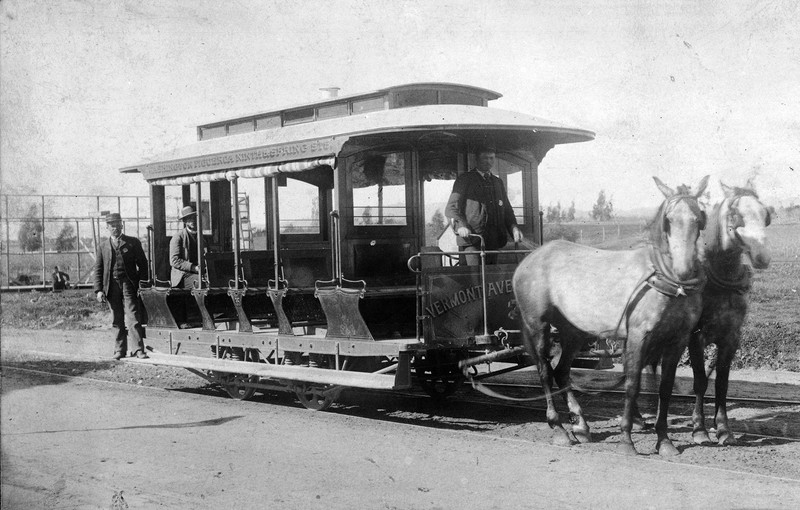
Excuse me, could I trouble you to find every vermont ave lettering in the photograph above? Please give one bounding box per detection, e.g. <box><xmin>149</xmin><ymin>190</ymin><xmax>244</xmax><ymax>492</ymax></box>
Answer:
<box><xmin>425</xmin><ymin>278</ymin><xmax>513</xmax><ymax>318</ymax></box>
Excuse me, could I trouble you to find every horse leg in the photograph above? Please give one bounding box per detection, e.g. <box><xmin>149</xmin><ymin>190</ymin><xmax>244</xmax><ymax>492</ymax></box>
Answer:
<box><xmin>619</xmin><ymin>342</ymin><xmax>644</xmax><ymax>455</ymax></box>
<box><xmin>553</xmin><ymin>352</ymin><xmax>591</xmax><ymax>444</ymax></box>
<box><xmin>631</xmin><ymin>363</ymin><xmax>656</xmax><ymax>430</ymax></box>
<box><xmin>655</xmin><ymin>348</ymin><xmax>682</xmax><ymax>456</ymax></box>
<box><xmin>714</xmin><ymin>341</ymin><xmax>738</xmax><ymax>446</ymax></box>
<box><xmin>527</xmin><ymin>324</ymin><xmax>573</xmax><ymax>446</ymax></box>
<box><xmin>688</xmin><ymin>331</ymin><xmax>712</xmax><ymax>444</ymax></box>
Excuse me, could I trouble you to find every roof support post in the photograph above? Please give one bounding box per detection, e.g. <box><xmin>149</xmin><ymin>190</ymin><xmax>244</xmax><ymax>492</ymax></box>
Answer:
<box><xmin>270</xmin><ymin>176</ymin><xmax>281</xmax><ymax>286</ymax></box>
<box><xmin>195</xmin><ymin>181</ymin><xmax>205</xmax><ymax>289</ymax></box>
<box><xmin>331</xmin><ymin>165</ymin><xmax>342</xmax><ymax>284</ymax></box>
<box><xmin>230</xmin><ymin>177</ymin><xmax>241</xmax><ymax>290</ymax></box>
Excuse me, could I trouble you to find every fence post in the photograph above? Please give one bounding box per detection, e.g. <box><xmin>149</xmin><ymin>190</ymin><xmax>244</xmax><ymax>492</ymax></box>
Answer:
<box><xmin>76</xmin><ymin>220</ymin><xmax>81</xmax><ymax>284</ymax></box>
<box><xmin>4</xmin><ymin>195</ymin><xmax>10</xmax><ymax>286</ymax></box>
<box><xmin>135</xmin><ymin>196</ymin><xmax>140</xmax><ymax>239</ymax></box>
<box><xmin>41</xmin><ymin>196</ymin><xmax>46</xmax><ymax>287</ymax></box>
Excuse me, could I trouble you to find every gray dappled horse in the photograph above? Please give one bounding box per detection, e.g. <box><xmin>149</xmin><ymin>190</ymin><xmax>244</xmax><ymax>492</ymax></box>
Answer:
<box><xmin>513</xmin><ymin>176</ymin><xmax>709</xmax><ymax>455</ymax></box>
<box><xmin>689</xmin><ymin>179</ymin><xmax>772</xmax><ymax>446</ymax></box>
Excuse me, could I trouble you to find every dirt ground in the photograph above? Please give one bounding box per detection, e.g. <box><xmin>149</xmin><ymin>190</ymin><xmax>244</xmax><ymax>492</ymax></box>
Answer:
<box><xmin>2</xmin><ymin>328</ymin><xmax>800</xmax><ymax>508</ymax></box>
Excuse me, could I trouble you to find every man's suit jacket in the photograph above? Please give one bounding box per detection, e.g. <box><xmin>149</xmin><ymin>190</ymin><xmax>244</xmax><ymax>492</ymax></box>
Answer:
<box><xmin>170</xmin><ymin>229</ymin><xmax>209</xmax><ymax>287</ymax></box>
<box><xmin>93</xmin><ymin>235</ymin><xmax>149</xmax><ymax>295</ymax></box>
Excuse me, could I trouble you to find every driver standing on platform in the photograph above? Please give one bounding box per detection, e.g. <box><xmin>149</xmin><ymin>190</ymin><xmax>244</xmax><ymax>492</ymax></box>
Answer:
<box><xmin>445</xmin><ymin>146</ymin><xmax>523</xmax><ymax>265</ymax></box>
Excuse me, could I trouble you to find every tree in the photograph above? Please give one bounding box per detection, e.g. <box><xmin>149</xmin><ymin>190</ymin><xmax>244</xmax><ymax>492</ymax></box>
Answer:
<box><xmin>425</xmin><ymin>209</ymin><xmax>447</xmax><ymax>243</ymax></box>
<box><xmin>566</xmin><ymin>201</ymin><xmax>576</xmax><ymax>222</ymax></box>
<box><xmin>55</xmin><ymin>223</ymin><xmax>76</xmax><ymax>252</ymax></box>
<box><xmin>591</xmin><ymin>190</ymin><xmax>614</xmax><ymax>221</ymax></box>
<box><xmin>361</xmin><ymin>206</ymin><xmax>374</xmax><ymax>225</ymax></box>
<box><xmin>546</xmin><ymin>202</ymin><xmax>562</xmax><ymax>223</ymax></box>
<box><xmin>17</xmin><ymin>204</ymin><xmax>43</xmax><ymax>252</ymax></box>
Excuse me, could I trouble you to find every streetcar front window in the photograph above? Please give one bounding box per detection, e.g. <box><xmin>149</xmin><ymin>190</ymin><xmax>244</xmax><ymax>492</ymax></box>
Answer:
<box><xmin>495</xmin><ymin>157</ymin><xmax>525</xmax><ymax>225</ymax></box>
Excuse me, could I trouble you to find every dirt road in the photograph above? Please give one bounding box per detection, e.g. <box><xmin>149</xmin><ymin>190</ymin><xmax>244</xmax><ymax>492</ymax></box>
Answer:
<box><xmin>3</xmin><ymin>328</ymin><xmax>800</xmax><ymax>509</ymax></box>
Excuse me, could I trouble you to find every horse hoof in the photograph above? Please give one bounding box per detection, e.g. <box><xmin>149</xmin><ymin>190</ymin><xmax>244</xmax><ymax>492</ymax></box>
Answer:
<box><xmin>617</xmin><ymin>442</ymin><xmax>638</xmax><ymax>456</ymax></box>
<box><xmin>573</xmin><ymin>427</ymin><xmax>592</xmax><ymax>444</ymax></box>
<box><xmin>657</xmin><ymin>441</ymin><xmax>681</xmax><ymax>457</ymax></box>
<box><xmin>552</xmin><ymin>430</ymin><xmax>574</xmax><ymax>447</ymax></box>
<box><xmin>717</xmin><ymin>433</ymin><xmax>737</xmax><ymax>446</ymax></box>
<box><xmin>692</xmin><ymin>431</ymin><xmax>713</xmax><ymax>445</ymax></box>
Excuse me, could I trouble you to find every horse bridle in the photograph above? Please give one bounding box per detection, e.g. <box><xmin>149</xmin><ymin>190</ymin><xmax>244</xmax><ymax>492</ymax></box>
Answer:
<box><xmin>706</xmin><ymin>191</ymin><xmax>768</xmax><ymax>293</ymax></box>
<box><xmin>661</xmin><ymin>194</ymin><xmax>707</xmax><ymax>234</ymax></box>
<box><xmin>726</xmin><ymin>191</ymin><xmax>771</xmax><ymax>241</ymax></box>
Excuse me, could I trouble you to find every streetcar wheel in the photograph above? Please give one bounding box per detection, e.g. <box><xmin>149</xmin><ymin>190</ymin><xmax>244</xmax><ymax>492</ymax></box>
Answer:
<box><xmin>294</xmin><ymin>384</ymin><xmax>341</xmax><ymax>411</ymax></box>
<box><xmin>216</xmin><ymin>347</ymin><xmax>259</xmax><ymax>401</ymax></box>
<box><xmin>414</xmin><ymin>350</ymin><xmax>466</xmax><ymax>400</ymax></box>
<box><xmin>418</xmin><ymin>375</ymin><xmax>463</xmax><ymax>399</ymax></box>
<box><xmin>222</xmin><ymin>374</ymin><xmax>258</xmax><ymax>401</ymax></box>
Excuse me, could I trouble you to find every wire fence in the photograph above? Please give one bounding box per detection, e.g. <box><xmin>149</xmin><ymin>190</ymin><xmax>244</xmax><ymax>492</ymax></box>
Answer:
<box><xmin>1</xmin><ymin>194</ymin><xmax>150</xmax><ymax>289</ymax></box>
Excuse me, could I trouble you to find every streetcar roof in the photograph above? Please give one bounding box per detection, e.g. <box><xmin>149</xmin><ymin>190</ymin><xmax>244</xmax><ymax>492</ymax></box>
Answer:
<box><xmin>196</xmin><ymin>82</ymin><xmax>504</xmax><ymax>131</ymax></box>
<box><xmin>122</xmin><ymin>104</ymin><xmax>594</xmax><ymax>182</ymax></box>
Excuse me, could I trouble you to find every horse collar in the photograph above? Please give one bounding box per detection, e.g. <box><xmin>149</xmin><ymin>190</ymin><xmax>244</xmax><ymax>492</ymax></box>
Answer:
<box><xmin>705</xmin><ymin>261</ymin><xmax>752</xmax><ymax>295</ymax></box>
<box><xmin>647</xmin><ymin>245</ymin><xmax>705</xmax><ymax>297</ymax></box>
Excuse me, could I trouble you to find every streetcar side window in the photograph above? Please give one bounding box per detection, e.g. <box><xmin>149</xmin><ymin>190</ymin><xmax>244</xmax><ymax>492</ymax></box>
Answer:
<box><xmin>351</xmin><ymin>152</ymin><xmax>408</xmax><ymax>226</ymax></box>
<box><xmin>279</xmin><ymin>177</ymin><xmax>322</xmax><ymax>234</ymax></box>
<box><xmin>237</xmin><ymin>178</ymin><xmax>268</xmax><ymax>250</ymax></box>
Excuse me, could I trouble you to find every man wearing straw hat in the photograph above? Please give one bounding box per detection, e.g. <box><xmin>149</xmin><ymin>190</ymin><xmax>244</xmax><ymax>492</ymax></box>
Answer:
<box><xmin>93</xmin><ymin>212</ymin><xmax>149</xmax><ymax>360</ymax></box>
<box><xmin>170</xmin><ymin>205</ymin><xmax>211</xmax><ymax>328</ymax></box>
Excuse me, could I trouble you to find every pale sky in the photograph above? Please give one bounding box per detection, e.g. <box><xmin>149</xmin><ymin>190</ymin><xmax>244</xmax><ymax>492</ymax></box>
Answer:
<box><xmin>2</xmin><ymin>0</ymin><xmax>798</xmax><ymax>213</ymax></box>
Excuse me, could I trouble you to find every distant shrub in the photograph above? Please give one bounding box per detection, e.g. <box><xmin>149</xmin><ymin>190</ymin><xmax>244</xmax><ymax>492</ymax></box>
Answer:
<box><xmin>543</xmin><ymin>224</ymin><xmax>579</xmax><ymax>243</ymax></box>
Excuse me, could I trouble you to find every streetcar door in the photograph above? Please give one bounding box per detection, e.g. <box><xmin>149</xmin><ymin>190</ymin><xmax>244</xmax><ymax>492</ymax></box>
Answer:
<box><xmin>342</xmin><ymin>149</ymin><xmax>416</xmax><ymax>287</ymax></box>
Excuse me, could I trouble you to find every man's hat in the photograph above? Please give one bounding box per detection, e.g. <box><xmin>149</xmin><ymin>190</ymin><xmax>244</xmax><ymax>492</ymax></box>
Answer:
<box><xmin>105</xmin><ymin>212</ymin><xmax>123</xmax><ymax>223</ymax></box>
<box><xmin>179</xmin><ymin>205</ymin><xmax>197</xmax><ymax>220</ymax></box>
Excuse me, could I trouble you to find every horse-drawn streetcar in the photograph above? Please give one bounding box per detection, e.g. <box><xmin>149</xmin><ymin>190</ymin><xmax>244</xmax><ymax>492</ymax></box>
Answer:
<box><xmin>122</xmin><ymin>83</ymin><xmax>595</xmax><ymax>409</ymax></box>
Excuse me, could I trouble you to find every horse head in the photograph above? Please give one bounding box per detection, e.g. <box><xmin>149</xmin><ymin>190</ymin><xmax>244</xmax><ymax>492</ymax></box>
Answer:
<box><xmin>652</xmin><ymin>175</ymin><xmax>709</xmax><ymax>280</ymax></box>
<box><xmin>719</xmin><ymin>178</ymin><xmax>772</xmax><ymax>269</ymax></box>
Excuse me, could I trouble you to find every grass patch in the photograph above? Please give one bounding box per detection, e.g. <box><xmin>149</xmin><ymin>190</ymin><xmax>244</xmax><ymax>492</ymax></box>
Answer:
<box><xmin>1</xmin><ymin>289</ymin><xmax>108</xmax><ymax>330</ymax></box>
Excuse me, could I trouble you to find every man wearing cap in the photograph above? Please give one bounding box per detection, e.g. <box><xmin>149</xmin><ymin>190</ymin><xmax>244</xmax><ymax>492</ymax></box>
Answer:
<box><xmin>93</xmin><ymin>213</ymin><xmax>149</xmax><ymax>359</ymax></box>
<box><xmin>445</xmin><ymin>147</ymin><xmax>523</xmax><ymax>265</ymax></box>
<box><xmin>169</xmin><ymin>205</ymin><xmax>207</xmax><ymax>289</ymax></box>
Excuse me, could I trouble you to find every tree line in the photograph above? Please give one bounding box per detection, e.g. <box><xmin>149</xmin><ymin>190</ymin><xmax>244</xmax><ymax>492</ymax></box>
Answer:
<box><xmin>545</xmin><ymin>190</ymin><xmax>615</xmax><ymax>223</ymax></box>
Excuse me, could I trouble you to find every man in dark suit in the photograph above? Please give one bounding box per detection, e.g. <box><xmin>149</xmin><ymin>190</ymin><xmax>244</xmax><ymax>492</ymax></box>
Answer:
<box><xmin>170</xmin><ymin>205</ymin><xmax>205</xmax><ymax>289</ymax></box>
<box><xmin>52</xmin><ymin>265</ymin><xmax>70</xmax><ymax>291</ymax></box>
<box><xmin>93</xmin><ymin>212</ymin><xmax>149</xmax><ymax>360</ymax></box>
<box><xmin>445</xmin><ymin>146</ymin><xmax>523</xmax><ymax>265</ymax></box>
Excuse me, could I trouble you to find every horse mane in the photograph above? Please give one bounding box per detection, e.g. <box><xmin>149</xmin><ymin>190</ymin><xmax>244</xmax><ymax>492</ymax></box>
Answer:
<box><xmin>645</xmin><ymin>200</ymin><xmax>670</xmax><ymax>249</ymax></box>
<box><xmin>701</xmin><ymin>201</ymin><xmax>725</xmax><ymax>258</ymax></box>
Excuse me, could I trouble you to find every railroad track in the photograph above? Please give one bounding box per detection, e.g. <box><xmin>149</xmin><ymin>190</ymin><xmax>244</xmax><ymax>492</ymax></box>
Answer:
<box><xmin>4</xmin><ymin>362</ymin><xmax>800</xmax><ymax>443</ymax></box>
